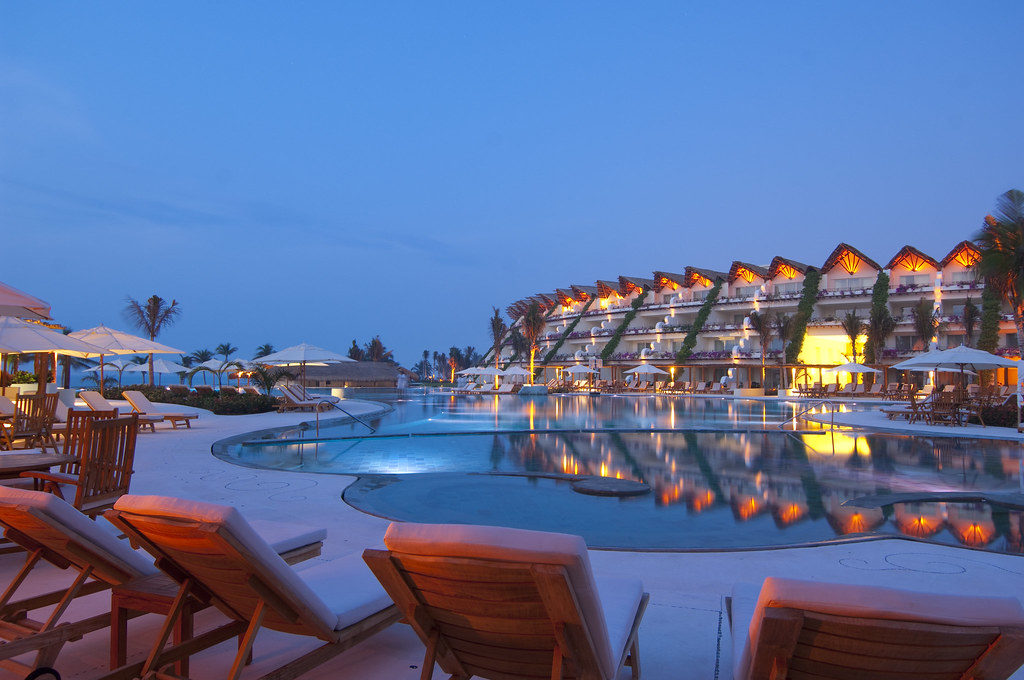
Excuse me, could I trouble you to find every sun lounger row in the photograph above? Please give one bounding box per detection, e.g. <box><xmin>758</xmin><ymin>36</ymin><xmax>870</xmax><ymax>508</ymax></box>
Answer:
<box><xmin>166</xmin><ymin>384</ymin><xmax>263</xmax><ymax>396</ymax></box>
<box><xmin>1</xmin><ymin>487</ymin><xmax>1021</xmax><ymax>678</ymax></box>
<box><xmin>454</xmin><ymin>382</ymin><xmax>520</xmax><ymax>394</ymax></box>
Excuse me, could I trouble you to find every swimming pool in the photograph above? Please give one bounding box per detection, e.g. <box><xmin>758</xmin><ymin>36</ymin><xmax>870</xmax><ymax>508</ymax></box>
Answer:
<box><xmin>218</xmin><ymin>389</ymin><xmax>1024</xmax><ymax>553</ymax></box>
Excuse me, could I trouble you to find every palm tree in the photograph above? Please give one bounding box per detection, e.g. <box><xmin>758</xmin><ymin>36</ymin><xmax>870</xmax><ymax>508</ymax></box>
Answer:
<box><xmin>746</xmin><ymin>310</ymin><xmax>774</xmax><ymax>388</ymax></box>
<box><xmin>123</xmin><ymin>294</ymin><xmax>181</xmax><ymax>386</ymax></box>
<box><xmin>962</xmin><ymin>297</ymin><xmax>980</xmax><ymax>347</ymax></box>
<box><xmin>215</xmin><ymin>343</ymin><xmax>237</xmax><ymax>362</ymax></box>
<box><xmin>910</xmin><ymin>298</ymin><xmax>942</xmax><ymax>351</ymax></box>
<box><xmin>190</xmin><ymin>348</ymin><xmax>214</xmax><ymax>385</ymax></box>
<box><xmin>420</xmin><ymin>349</ymin><xmax>429</xmax><ymax>380</ymax></box>
<box><xmin>520</xmin><ymin>301</ymin><xmax>546</xmax><ymax>384</ymax></box>
<box><xmin>772</xmin><ymin>313</ymin><xmax>795</xmax><ymax>389</ymax></box>
<box><xmin>254</xmin><ymin>343</ymin><xmax>275</xmax><ymax>359</ymax></box>
<box><xmin>434</xmin><ymin>352</ymin><xmax>448</xmax><ymax>382</ymax></box>
<box><xmin>840</xmin><ymin>311</ymin><xmax>866</xmax><ymax>364</ymax></box>
<box><xmin>864</xmin><ymin>307</ymin><xmax>896</xmax><ymax>364</ymax></box>
<box><xmin>974</xmin><ymin>189</ymin><xmax>1024</xmax><ymax>345</ymax></box>
<box><xmin>461</xmin><ymin>346</ymin><xmax>479</xmax><ymax>370</ymax></box>
<box><xmin>348</xmin><ymin>340</ymin><xmax>366</xmax><ymax>361</ymax></box>
<box><xmin>249</xmin><ymin>364</ymin><xmax>293</xmax><ymax>396</ymax></box>
<box><xmin>447</xmin><ymin>346</ymin><xmax>463</xmax><ymax>382</ymax></box>
<box><xmin>489</xmin><ymin>308</ymin><xmax>508</xmax><ymax>372</ymax></box>
<box><xmin>364</xmin><ymin>336</ymin><xmax>394</xmax><ymax>363</ymax></box>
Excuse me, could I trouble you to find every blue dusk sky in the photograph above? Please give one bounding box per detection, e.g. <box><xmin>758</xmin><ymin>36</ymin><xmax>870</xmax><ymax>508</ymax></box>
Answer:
<box><xmin>2</xmin><ymin>2</ymin><xmax>1022</xmax><ymax>365</ymax></box>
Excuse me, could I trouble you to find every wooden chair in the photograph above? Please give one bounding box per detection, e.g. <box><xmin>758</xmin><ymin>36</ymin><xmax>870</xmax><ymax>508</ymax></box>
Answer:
<box><xmin>728</xmin><ymin>576</ymin><xmax>1024</xmax><ymax>680</ymax></box>
<box><xmin>0</xmin><ymin>486</ymin><xmax>329</xmax><ymax>676</ymax></box>
<box><xmin>122</xmin><ymin>390</ymin><xmax>199</xmax><ymax>429</ymax></box>
<box><xmin>78</xmin><ymin>390</ymin><xmax>162</xmax><ymax>433</ymax></box>
<box><xmin>0</xmin><ymin>485</ymin><xmax>159</xmax><ymax>674</ymax></box>
<box><xmin>277</xmin><ymin>385</ymin><xmax>329</xmax><ymax>412</ymax></box>
<box><xmin>104</xmin><ymin>495</ymin><xmax>399</xmax><ymax>680</ymax></box>
<box><xmin>21</xmin><ymin>414</ymin><xmax>140</xmax><ymax>517</ymax></box>
<box><xmin>364</xmin><ymin>522</ymin><xmax>649</xmax><ymax>680</ymax></box>
<box><xmin>1</xmin><ymin>392</ymin><xmax>59</xmax><ymax>452</ymax></box>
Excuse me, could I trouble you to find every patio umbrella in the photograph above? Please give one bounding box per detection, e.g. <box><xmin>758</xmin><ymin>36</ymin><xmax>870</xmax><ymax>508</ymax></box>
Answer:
<box><xmin>455</xmin><ymin>368</ymin><xmax>482</xmax><ymax>375</ymax></box>
<box><xmin>563</xmin><ymin>365</ymin><xmax>597</xmax><ymax>374</ymax></box>
<box><xmin>0</xmin><ymin>281</ymin><xmax>51</xmax><ymax>320</ymax></box>
<box><xmin>500</xmin><ymin>367</ymin><xmax>533</xmax><ymax>376</ymax></box>
<box><xmin>69</xmin><ymin>325</ymin><xmax>183</xmax><ymax>389</ymax></box>
<box><xmin>624</xmin><ymin>364</ymin><xmax>669</xmax><ymax>375</ymax></box>
<box><xmin>827</xmin><ymin>361</ymin><xmax>881</xmax><ymax>385</ymax></box>
<box><xmin>898</xmin><ymin>345</ymin><xmax>1017</xmax><ymax>395</ymax></box>
<box><xmin>86</xmin><ymin>357</ymin><xmax>140</xmax><ymax>386</ymax></box>
<box><xmin>253</xmin><ymin>343</ymin><xmax>353</xmax><ymax>384</ymax></box>
<box><xmin>0</xmin><ymin>316</ymin><xmax>105</xmax><ymax>390</ymax></box>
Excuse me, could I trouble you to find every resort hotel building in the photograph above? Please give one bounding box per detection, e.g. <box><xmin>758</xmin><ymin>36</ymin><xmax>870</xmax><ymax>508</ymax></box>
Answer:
<box><xmin>498</xmin><ymin>241</ymin><xmax>1020</xmax><ymax>388</ymax></box>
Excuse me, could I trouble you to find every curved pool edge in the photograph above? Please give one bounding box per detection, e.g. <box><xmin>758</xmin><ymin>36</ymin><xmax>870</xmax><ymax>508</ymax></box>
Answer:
<box><xmin>209</xmin><ymin>399</ymin><xmax>394</xmax><ymax>462</ymax></box>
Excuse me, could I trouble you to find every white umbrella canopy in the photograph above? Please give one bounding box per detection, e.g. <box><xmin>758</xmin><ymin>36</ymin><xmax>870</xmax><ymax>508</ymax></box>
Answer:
<box><xmin>563</xmin><ymin>364</ymin><xmax>598</xmax><ymax>374</ymax></box>
<box><xmin>253</xmin><ymin>343</ymin><xmax>354</xmax><ymax>365</ymax></box>
<box><xmin>0</xmin><ymin>317</ymin><xmax>105</xmax><ymax>357</ymax></box>
<box><xmin>474</xmin><ymin>367</ymin><xmax>504</xmax><ymax>376</ymax></box>
<box><xmin>890</xmin><ymin>347</ymin><xmax>956</xmax><ymax>371</ymax></box>
<box><xmin>455</xmin><ymin>367</ymin><xmax>481</xmax><ymax>375</ymax></box>
<box><xmin>624</xmin><ymin>364</ymin><xmax>669</xmax><ymax>375</ymax></box>
<box><xmin>68</xmin><ymin>325</ymin><xmax>183</xmax><ymax>354</ymax></box>
<box><xmin>919</xmin><ymin>345</ymin><xmax>1019</xmax><ymax>371</ymax></box>
<box><xmin>85</xmin><ymin>357</ymin><xmax>138</xmax><ymax>372</ymax></box>
<box><xmin>149</xmin><ymin>358</ymin><xmax>189</xmax><ymax>374</ymax></box>
<box><xmin>500</xmin><ymin>366</ymin><xmax>534</xmax><ymax>376</ymax></box>
<box><xmin>828</xmin><ymin>362</ymin><xmax>881</xmax><ymax>374</ymax></box>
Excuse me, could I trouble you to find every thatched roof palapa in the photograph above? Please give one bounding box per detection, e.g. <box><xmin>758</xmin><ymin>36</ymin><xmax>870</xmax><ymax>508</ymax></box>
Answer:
<box><xmin>884</xmin><ymin>245</ymin><xmax>939</xmax><ymax>272</ymax></box>
<box><xmin>768</xmin><ymin>256</ymin><xmax>813</xmax><ymax>280</ymax></box>
<box><xmin>821</xmin><ymin>243</ymin><xmax>882</xmax><ymax>275</ymax></box>
<box><xmin>596</xmin><ymin>280</ymin><xmax>622</xmax><ymax>298</ymax></box>
<box><xmin>570</xmin><ymin>285</ymin><xmax>598</xmax><ymax>301</ymax></box>
<box><xmin>683</xmin><ymin>266</ymin><xmax>728</xmax><ymax>288</ymax></box>
<box><xmin>301</xmin><ymin>361</ymin><xmax>402</xmax><ymax>388</ymax></box>
<box><xmin>727</xmin><ymin>261</ymin><xmax>769</xmax><ymax>284</ymax></box>
<box><xmin>939</xmin><ymin>240</ymin><xmax>981</xmax><ymax>268</ymax></box>
<box><xmin>617</xmin><ymin>276</ymin><xmax>655</xmax><ymax>295</ymax></box>
<box><xmin>653</xmin><ymin>271</ymin><xmax>687</xmax><ymax>292</ymax></box>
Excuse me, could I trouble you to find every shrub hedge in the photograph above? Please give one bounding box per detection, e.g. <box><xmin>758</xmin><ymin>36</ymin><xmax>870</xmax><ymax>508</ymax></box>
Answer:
<box><xmin>101</xmin><ymin>383</ymin><xmax>277</xmax><ymax>415</ymax></box>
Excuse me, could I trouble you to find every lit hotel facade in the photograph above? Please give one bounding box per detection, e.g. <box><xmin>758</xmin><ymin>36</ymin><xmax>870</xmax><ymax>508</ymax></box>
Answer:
<box><xmin>498</xmin><ymin>241</ymin><xmax>1020</xmax><ymax>385</ymax></box>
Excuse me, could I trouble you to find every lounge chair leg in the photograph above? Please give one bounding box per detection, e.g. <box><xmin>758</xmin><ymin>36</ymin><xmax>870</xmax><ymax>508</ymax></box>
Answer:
<box><xmin>421</xmin><ymin>629</ymin><xmax>439</xmax><ymax>680</ymax></box>
<box><xmin>141</xmin><ymin>579</ymin><xmax>193</xmax><ymax>678</ymax></box>
<box><xmin>628</xmin><ymin>638</ymin><xmax>640</xmax><ymax>679</ymax></box>
<box><xmin>227</xmin><ymin>600</ymin><xmax>265</xmax><ymax>680</ymax></box>
<box><xmin>550</xmin><ymin>642</ymin><xmax>563</xmax><ymax>679</ymax></box>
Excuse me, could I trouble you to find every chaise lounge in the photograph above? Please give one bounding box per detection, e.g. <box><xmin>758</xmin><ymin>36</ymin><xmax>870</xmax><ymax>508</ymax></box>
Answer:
<box><xmin>364</xmin><ymin>522</ymin><xmax>649</xmax><ymax>680</ymax></box>
<box><xmin>122</xmin><ymin>389</ymin><xmax>200</xmax><ymax>429</ymax></box>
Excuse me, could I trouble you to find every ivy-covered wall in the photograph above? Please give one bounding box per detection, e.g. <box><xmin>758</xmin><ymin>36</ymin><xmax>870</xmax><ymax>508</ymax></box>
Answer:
<box><xmin>862</xmin><ymin>271</ymin><xmax>890</xmax><ymax>364</ymax></box>
<box><xmin>784</xmin><ymin>269</ymin><xmax>822</xmax><ymax>364</ymax></box>
<box><xmin>674</xmin><ymin>281</ymin><xmax>723</xmax><ymax>362</ymax></box>
<box><xmin>599</xmin><ymin>289</ymin><xmax>650</xmax><ymax>360</ymax></box>
<box><xmin>542</xmin><ymin>297</ymin><xmax>595</xmax><ymax>365</ymax></box>
<box><xmin>977</xmin><ymin>285</ymin><xmax>1001</xmax><ymax>352</ymax></box>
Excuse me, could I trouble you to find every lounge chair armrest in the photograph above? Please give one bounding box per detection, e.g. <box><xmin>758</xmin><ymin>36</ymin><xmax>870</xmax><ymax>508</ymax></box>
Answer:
<box><xmin>19</xmin><ymin>471</ymin><xmax>80</xmax><ymax>486</ymax></box>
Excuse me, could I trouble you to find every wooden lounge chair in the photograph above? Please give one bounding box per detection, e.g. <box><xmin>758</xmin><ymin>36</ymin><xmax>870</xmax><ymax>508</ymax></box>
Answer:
<box><xmin>728</xmin><ymin>576</ymin><xmax>1024</xmax><ymax>680</ymax></box>
<box><xmin>1</xmin><ymin>392</ymin><xmax>59</xmax><ymax>452</ymax></box>
<box><xmin>292</xmin><ymin>384</ymin><xmax>340</xmax><ymax>404</ymax></box>
<box><xmin>496</xmin><ymin>382</ymin><xmax>515</xmax><ymax>394</ymax></box>
<box><xmin>22</xmin><ymin>414</ymin><xmax>140</xmax><ymax>517</ymax></box>
<box><xmin>865</xmin><ymin>383</ymin><xmax>883</xmax><ymax>398</ymax></box>
<box><xmin>277</xmin><ymin>385</ymin><xmax>329</xmax><ymax>412</ymax></box>
<box><xmin>364</xmin><ymin>523</ymin><xmax>649</xmax><ymax>680</ymax></box>
<box><xmin>78</xmin><ymin>390</ymin><xmax>163</xmax><ymax>433</ymax></box>
<box><xmin>193</xmin><ymin>384</ymin><xmax>215</xmax><ymax>396</ymax></box>
<box><xmin>105</xmin><ymin>495</ymin><xmax>399</xmax><ymax>680</ymax></box>
<box><xmin>122</xmin><ymin>390</ymin><xmax>199</xmax><ymax>429</ymax></box>
<box><xmin>241</xmin><ymin>385</ymin><xmax>262</xmax><ymax>395</ymax></box>
<box><xmin>0</xmin><ymin>486</ymin><xmax>329</xmax><ymax>675</ymax></box>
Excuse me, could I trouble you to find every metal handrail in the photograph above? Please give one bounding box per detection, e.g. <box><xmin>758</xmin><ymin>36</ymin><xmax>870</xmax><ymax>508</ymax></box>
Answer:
<box><xmin>314</xmin><ymin>400</ymin><xmax>376</xmax><ymax>437</ymax></box>
<box><xmin>779</xmin><ymin>399</ymin><xmax>837</xmax><ymax>430</ymax></box>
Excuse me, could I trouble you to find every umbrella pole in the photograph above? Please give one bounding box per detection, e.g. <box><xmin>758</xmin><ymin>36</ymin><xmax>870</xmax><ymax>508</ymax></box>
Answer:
<box><xmin>100</xmin><ymin>354</ymin><xmax>105</xmax><ymax>395</ymax></box>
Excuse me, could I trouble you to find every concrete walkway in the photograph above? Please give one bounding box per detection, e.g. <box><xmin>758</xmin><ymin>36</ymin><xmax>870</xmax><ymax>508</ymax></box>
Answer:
<box><xmin>7</xmin><ymin>399</ymin><xmax>1023</xmax><ymax>680</ymax></box>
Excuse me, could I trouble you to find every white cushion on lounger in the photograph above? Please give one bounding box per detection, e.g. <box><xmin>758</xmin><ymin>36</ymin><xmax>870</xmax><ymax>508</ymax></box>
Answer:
<box><xmin>0</xmin><ymin>486</ymin><xmax>157</xmax><ymax>580</ymax></box>
<box><xmin>297</xmin><ymin>553</ymin><xmax>395</xmax><ymax>630</ymax></box>
<box><xmin>595</xmin><ymin>575</ymin><xmax>644</xmax><ymax>670</ymax></box>
<box><xmin>249</xmin><ymin>519</ymin><xmax>326</xmax><ymax>555</ymax></box>
<box><xmin>113</xmin><ymin>495</ymin><xmax>388</xmax><ymax>637</ymax></box>
<box><xmin>733</xmin><ymin>577</ymin><xmax>1024</xmax><ymax>680</ymax></box>
<box><xmin>384</xmin><ymin>522</ymin><xmax>632</xmax><ymax>679</ymax></box>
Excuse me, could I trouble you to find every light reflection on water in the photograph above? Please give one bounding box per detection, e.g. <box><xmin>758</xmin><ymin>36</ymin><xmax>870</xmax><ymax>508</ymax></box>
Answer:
<box><xmin>224</xmin><ymin>389</ymin><xmax>1024</xmax><ymax>553</ymax></box>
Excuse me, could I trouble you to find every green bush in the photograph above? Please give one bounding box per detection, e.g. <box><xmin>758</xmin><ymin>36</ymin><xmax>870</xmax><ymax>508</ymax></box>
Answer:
<box><xmin>968</xmin><ymin>402</ymin><xmax>1020</xmax><ymax>428</ymax></box>
<box><xmin>785</xmin><ymin>268</ymin><xmax>822</xmax><ymax>364</ymax></box>
<box><xmin>103</xmin><ymin>383</ymin><xmax>278</xmax><ymax>415</ymax></box>
<box><xmin>542</xmin><ymin>297</ymin><xmax>594</xmax><ymax>365</ymax></box>
<box><xmin>977</xmin><ymin>285</ymin><xmax>1001</xmax><ymax>353</ymax></box>
<box><xmin>10</xmin><ymin>371</ymin><xmax>37</xmax><ymax>384</ymax></box>
<box><xmin>600</xmin><ymin>289</ymin><xmax>650</xmax><ymax>360</ymax></box>
<box><xmin>675</xmin><ymin>281</ymin><xmax>722</xmax><ymax>362</ymax></box>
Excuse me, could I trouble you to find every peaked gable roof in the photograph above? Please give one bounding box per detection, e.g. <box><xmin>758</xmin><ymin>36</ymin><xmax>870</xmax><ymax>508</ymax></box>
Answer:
<box><xmin>821</xmin><ymin>243</ymin><xmax>882</xmax><ymax>275</ymax></box>
<box><xmin>768</xmin><ymin>256</ymin><xmax>813</xmax><ymax>280</ymax></box>
<box><xmin>939</xmin><ymin>240</ymin><xmax>981</xmax><ymax>268</ymax></box>
<box><xmin>884</xmin><ymin>245</ymin><xmax>939</xmax><ymax>272</ymax></box>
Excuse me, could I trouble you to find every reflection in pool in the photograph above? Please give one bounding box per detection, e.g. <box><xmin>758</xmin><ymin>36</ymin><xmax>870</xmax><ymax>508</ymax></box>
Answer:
<box><xmin>220</xmin><ymin>390</ymin><xmax>1024</xmax><ymax>553</ymax></box>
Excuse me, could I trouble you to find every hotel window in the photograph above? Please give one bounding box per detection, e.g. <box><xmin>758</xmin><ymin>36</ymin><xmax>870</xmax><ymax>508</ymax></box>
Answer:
<box><xmin>947</xmin><ymin>270</ymin><xmax>979</xmax><ymax>284</ymax></box>
<box><xmin>733</xmin><ymin>314</ymin><xmax>746</xmax><ymax>325</ymax></box>
<box><xmin>713</xmin><ymin>340</ymin><xmax>727</xmax><ymax>352</ymax></box>
<box><xmin>1005</xmin><ymin>334</ymin><xmax>1019</xmax><ymax>348</ymax></box>
<box><xmin>946</xmin><ymin>335</ymin><xmax>964</xmax><ymax>348</ymax></box>
<box><xmin>774</xmin><ymin>281</ymin><xmax>802</xmax><ymax>295</ymax></box>
<box><xmin>692</xmin><ymin>290</ymin><xmax>710</xmax><ymax>301</ymax></box>
<box><xmin>833</xmin><ymin>277</ymin><xmax>872</xmax><ymax>290</ymax></box>
<box><xmin>900</xmin><ymin>274</ymin><xmax>931</xmax><ymax>287</ymax></box>
<box><xmin>733</xmin><ymin>285</ymin><xmax>756</xmax><ymax>299</ymax></box>
<box><xmin>895</xmin><ymin>335</ymin><xmax>914</xmax><ymax>351</ymax></box>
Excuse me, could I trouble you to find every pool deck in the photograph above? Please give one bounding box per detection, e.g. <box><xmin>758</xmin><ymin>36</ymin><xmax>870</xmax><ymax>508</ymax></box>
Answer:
<box><xmin>11</xmin><ymin>398</ymin><xmax>1024</xmax><ymax>680</ymax></box>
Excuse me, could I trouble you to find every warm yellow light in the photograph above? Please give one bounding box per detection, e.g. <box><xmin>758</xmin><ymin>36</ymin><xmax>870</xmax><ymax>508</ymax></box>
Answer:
<box><xmin>837</xmin><ymin>248</ymin><xmax>861</xmax><ymax>275</ymax></box>
<box><xmin>777</xmin><ymin>263</ymin><xmax>798</xmax><ymax>280</ymax></box>
<box><xmin>953</xmin><ymin>244</ymin><xmax>980</xmax><ymax>267</ymax></box>
<box><xmin>737</xmin><ymin>267</ymin><xmax>755</xmax><ymax>283</ymax></box>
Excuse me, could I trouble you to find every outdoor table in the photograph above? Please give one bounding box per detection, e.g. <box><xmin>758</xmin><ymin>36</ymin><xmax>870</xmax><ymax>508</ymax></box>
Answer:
<box><xmin>0</xmin><ymin>453</ymin><xmax>77</xmax><ymax>481</ymax></box>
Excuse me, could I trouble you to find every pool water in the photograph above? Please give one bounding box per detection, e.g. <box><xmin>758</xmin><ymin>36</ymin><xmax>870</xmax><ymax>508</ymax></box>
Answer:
<box><xmin>218</xmin><ymin>388</ymin><xmax>1024</xmax><ymax>553</ymax></box>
